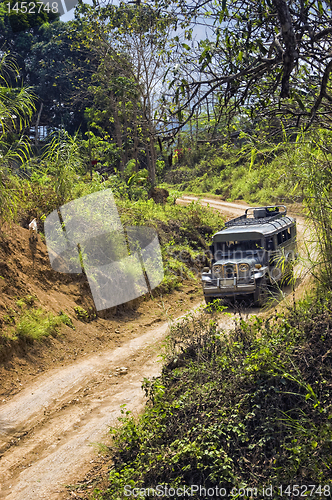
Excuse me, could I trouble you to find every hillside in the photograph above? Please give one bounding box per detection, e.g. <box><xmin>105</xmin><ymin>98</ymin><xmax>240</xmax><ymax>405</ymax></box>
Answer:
<box><xmin>0</xmin><ymin>221</ymin><xmax>202</xmax><ymax>402</ymax></box>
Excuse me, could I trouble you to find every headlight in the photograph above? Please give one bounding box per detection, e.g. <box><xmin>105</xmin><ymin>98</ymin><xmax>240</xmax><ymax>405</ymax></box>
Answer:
<box><xmin>213</xmin><ymin>264</ymin><xmax>223</xmax><ymax>277</ymax></box>
<box><xmin>239</xmin><ymin>263</ymin><xmax>250</xmax><ymax>272</ymax></box>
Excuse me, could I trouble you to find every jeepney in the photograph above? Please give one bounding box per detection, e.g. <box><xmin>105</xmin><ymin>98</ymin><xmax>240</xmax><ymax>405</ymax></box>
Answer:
<box><xmin>201</xmin><ymin>205</ymin><xmax>297</xmax><ymax>306</ymax></box>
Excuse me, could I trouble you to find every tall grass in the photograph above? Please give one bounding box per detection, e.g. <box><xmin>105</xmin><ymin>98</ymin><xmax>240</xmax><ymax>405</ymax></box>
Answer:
<box><xmin>15</xmin><ymin>308</ymin><xmax>64</xmax><ymax>341</ymax></box>
<box><xmin>292</xmin><ymin>131</ymin><xmax>332</xmax><ymax>290</ymax></box>
<box><xmin>0</xmin><ymin>53</ymin><xmax>36</xmax><ymax>227</ymax></box>
<box><xmin>1</xmin><ymin>303</ymin><xmax>73</xmax><ymax>344</ymax></box>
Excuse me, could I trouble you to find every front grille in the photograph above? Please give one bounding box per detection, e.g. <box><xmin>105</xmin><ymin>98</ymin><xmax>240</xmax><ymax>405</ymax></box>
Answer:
<box><xmin>213</xmin><ymin>263</ymin><xmax>235</xmax><ymax>279</ymax></box>
<box><xmin>224</xmin><ymin>264</ymin><xmax>235</xmax><ymax>279</ymax></box>
<box><xmin>212</xmin><ymin>263</ymin><xmax>252</xmax><ymax>282</ymax></box>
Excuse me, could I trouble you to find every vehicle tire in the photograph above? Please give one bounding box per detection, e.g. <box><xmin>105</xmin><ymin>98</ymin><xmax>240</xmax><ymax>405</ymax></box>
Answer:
<box><xmin>205</xmin><ymin>296</ymin><xmax>215</xmax><ymax>305</ymax></box>
<box><xmin>254</xmin><ymin>276</ymin><xmax>269</xmax><ymax>307</ymax></box>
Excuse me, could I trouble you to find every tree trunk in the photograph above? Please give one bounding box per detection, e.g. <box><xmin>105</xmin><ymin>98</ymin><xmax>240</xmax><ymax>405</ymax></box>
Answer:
<box><xmin>149</xmin><ymin>133</ymin><xmax>156</xmax><ymax>186</ymax></box>
<box><xmin>133</xmin><ymin>104</ymin><xmax>139</xmax><ymax>172</ymax></box>
<box><xmin>122</xmin><ymin>100</ymin><xmax>128</xmax><ymax>166</ymax></box>
<box><xmin>110</xmin><ymin>93</ymin><xmax>125</xmax><ymax>172</ymax></box>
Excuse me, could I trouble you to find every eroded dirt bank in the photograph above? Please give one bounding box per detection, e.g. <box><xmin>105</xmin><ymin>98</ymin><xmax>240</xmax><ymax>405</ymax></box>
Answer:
<box><xmin>0</xmin><ymin>199</ymin><xmax>308</xmax><ymax>499</ymax></box>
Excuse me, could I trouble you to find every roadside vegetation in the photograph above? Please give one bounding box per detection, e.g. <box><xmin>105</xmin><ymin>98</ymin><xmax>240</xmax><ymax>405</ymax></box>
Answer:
<box><xmin>86</xmin><ymin>129</ymin><xmax>332</xmax><ymax>498</ymax></box>
<box><xmin>93</xmin><ymin>293</ymin><xmax>332</xmax><ymax>499</ymax></box>
<box><xmin>162</xmin><ymin>129</ymin><xmax>332</xmax><ymax>206</ymax></box>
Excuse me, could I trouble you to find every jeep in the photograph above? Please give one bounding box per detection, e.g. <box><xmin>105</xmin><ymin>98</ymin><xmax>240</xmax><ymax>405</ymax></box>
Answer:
<box><xmin>201</xmin><ymin>205</ymin><xmax>297</xmax><ymax>306</ymax></box>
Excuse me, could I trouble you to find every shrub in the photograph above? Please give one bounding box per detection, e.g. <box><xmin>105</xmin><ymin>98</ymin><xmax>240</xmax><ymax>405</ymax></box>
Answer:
<box><xmin>15</xmin><ymin>308</ymin><xmax>64</xmax><ymax>341</ymax></box>
<box><xmin>74</xmin><ymin>306</ymin><xmax>96</xmax><ymax>322</ymax></box>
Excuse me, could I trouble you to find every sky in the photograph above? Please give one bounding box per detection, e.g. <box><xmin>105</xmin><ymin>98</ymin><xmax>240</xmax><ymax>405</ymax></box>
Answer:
<box><xmin>60</xmin><ymin>0</ymin><xmax>212</xmax><ymax>40</ymax></box>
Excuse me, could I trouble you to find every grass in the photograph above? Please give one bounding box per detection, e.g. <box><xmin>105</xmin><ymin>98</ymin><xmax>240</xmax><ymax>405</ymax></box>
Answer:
<box><xmin>162</xmin><ymin>139</ymin><xmax>305</xmax><ymax>205</ymax></box>
<box><xmin>14</xmin><ymin>308</ymin><xmax>65</xmax><ymax>341</ymax></box>
<box><xmin>74</xmin><ymin>305</ymin><xmax>96</xmax><ymax>322</ymax></box>
<box><xmin>116</xmin><ymin>197</ymin><xmax>225</xmax><ymax>292</ymax></box>
<box><xmin>90</xmin><ymin>292</ymin><xmax>332</xmax><ymax>499</ymax></box>
<box><xmin>17</xmin><ymin>172</ymin><xmax>225</xmax><ymax>293</ymax></box>
<box><xmin>1</xmin><ymin>297</ymin><xmax>74</xmax><ymax>344</ymax></box>
<box><xmin>12</xmin><ymin>171</ymin><xmax>225</xmax><ymax>294</ymax></box>
<box><xmin>16</xmin><ymin>294</ymin><xmax>37</xmax><ymax>308</ymax></box>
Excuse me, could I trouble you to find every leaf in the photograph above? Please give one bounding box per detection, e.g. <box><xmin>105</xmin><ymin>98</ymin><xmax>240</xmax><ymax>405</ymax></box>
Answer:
<box><xmin>294</xmin><ymin>95</ymin><xmax>306</xmax><ymax>111</ymax></box>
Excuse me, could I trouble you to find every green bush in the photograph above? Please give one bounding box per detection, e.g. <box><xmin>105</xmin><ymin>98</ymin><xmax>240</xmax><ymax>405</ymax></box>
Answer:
<box><xmin>1</xmin><ymin>305</ymin><xmax>73</xmax><ymax>343</ymax></box>
<box><xmin>163</xmin><ymin>137</ymin><xmax>306</xmax><ymax>204</ymax></box>
<box><xmin>16</xmin><ymin>294</ymin><xmax>37</xmax><ymax>308</ymax></box>
<box><xmin>116</xmin><ymin>197</ymin><xmax>224</xmax><ymax>292</ymax></box>
<box><xmin>15</xmin><ymin>308</ymin><xmax>65</xmax><ymax>341</ymax></box>
<box><xmin>74</xmin><ymin>306</ymin><xmax>96</xmax><ymax>322</ymax></box>
<box><xmin>58</xmin><ymin>311</ymin><xmax>75</xmax><ymax>329</ymax></box>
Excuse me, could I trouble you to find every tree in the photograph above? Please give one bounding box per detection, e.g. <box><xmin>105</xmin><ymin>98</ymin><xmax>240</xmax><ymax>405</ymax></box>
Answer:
<box><xmin>0</xmin><ymin>52</ymin><xmax>36</xmax><ymax>226</ymax></box>
<box><xmin>0</xmin><ymin>4</ymin><xmax>94</xmax><ymax>136</ymax></box>
<box><xmin>156</xmin><ymin>0</ymin><xmax>332</xmax><ymax>132</ymax></box>
<box><xmin>0</xmin><ymin>53</ymin><xmax>35</xmax><ymax>142</ymax></box>
<box><xmin>73</xmin><ymin>2</ymin><xmax>172</xmax><ymax>185</ymax></box>
<box><xmin>24</xmin><ymin>20</ymin><xmax>94</xmax><ymax>135</ymax></box>
<box><xmin>0</xmin><ymin>0</ymin><xmax>59</xmax><ymax>68</ymax></box>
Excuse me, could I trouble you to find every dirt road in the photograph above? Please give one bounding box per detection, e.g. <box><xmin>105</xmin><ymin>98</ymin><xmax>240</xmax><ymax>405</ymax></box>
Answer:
<box><xmin>0</xmin><ymin>318</ymin><xmax>187</xmax><ymax>499</ymax></box>
<box><xmin>0</xmin><ymin>199</ymin><xmax>307</xmax><ymax>499</ymax></box>
<box><xmin>176</xmin><ymin>195</ymin><xmax>249</xmax><ymax>215</ymax></box>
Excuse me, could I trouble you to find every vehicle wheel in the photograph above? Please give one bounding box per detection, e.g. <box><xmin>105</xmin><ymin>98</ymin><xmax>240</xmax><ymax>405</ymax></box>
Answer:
<box><xmin>254</xmin><ymin>277</ymin><xmax>269</xmax><ymax>307</ymax></box>
<box><xmin>205</xmin><ymin>297</ymin><xmax>215</xmax><ymax>305</ymax></box>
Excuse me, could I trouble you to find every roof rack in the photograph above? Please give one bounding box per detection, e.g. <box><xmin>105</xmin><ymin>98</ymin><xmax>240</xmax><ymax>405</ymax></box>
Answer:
<box><xmin>225</xmin><ymin>205</ymin><xmax>287</xmax><ymax>228</ymax></box>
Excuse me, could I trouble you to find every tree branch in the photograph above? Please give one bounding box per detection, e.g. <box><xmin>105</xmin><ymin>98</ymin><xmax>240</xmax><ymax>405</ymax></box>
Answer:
<box><xmin>272</xmin><ymin>0</ymin><xmax>299</xmax><ymax>98</ymax></box>
<box><xmin>307</xmin><ymin>58</ymin><xmax>332</xmax><ymax>128</ymax></box>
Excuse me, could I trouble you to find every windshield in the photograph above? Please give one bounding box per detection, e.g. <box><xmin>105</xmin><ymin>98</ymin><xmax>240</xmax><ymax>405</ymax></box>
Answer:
<box><xmin>213</xmin><ymin>240</ymin><xmax>263</xmax><ymax>259</ymax></box>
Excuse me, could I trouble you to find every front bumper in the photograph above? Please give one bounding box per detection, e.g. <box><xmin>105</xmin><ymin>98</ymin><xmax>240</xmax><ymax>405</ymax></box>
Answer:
<box><xmin>202</xmin><ymin>278</ymin><xmax>256</xmax><ymax>298</ymax></box>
